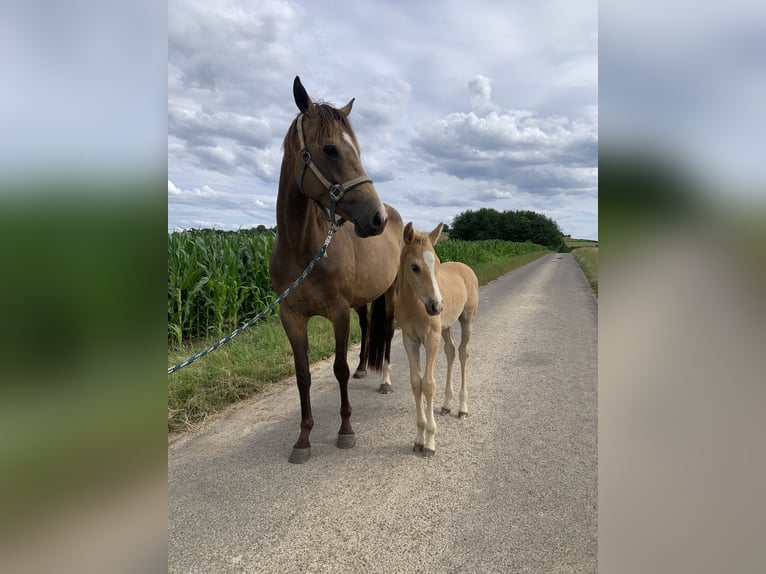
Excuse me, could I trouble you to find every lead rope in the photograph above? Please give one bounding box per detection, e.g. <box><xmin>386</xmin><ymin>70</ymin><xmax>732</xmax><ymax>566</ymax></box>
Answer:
<box><xmin>168</xmin><ymin>223</ymin><xmax>341</xmax><ymax>375</ymax></box>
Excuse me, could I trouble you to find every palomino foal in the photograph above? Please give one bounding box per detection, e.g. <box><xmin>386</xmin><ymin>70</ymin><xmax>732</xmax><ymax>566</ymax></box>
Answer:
<box><xmin>395</xmin><ymin>222</ymin><xmax>479</xmax><ymax>456</ymax></box>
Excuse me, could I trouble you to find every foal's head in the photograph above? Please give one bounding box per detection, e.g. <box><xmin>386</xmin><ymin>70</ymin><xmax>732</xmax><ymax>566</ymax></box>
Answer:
<box><xmin>284</xmin><ymin>76</ymin><xmax>388</xmax><ymax>237</ymax></box>
<box><xmin>401</xmin><ymin>221</ymin><xmax>445</xmax><ymax>316</ymax></box>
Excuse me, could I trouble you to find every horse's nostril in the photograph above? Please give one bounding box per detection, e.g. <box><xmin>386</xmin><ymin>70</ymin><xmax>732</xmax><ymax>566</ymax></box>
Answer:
<box><xmin>373</xmin><ymin>212</ymin><xmax>385</xmax><ymax>229</ymax></box>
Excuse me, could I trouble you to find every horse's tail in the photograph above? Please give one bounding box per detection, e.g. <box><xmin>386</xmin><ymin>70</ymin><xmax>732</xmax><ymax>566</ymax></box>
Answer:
<box><xmin>366</xmin><ymin>292</ymin><xmax>393</xmax><ymax>373</ymax></box>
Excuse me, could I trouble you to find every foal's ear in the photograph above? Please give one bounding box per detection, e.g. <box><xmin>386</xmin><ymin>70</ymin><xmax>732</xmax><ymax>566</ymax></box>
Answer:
<box><xmin>339</xmin><ymin>98</ymin><xmax>354</xmax><ymax>117</ymax></box>
<box><xmin>429</xmin><ymin>222</ymin><xmax>444</xmax><ymax>245</ymax></box>
<box><xmin>403</xmin><ymin>222</ymin><xmax>414</xmax><ymax>245</ymax></box>
<box><xmin>293</xmin><ymin>76</ymin><xmax>314</xmax><ymax>114</ymax></box>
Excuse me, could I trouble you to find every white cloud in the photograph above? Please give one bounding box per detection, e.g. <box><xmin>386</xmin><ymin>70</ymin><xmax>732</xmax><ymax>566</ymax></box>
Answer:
<box><xmin>468</xmin><ymin>75</ymin><xmax>496</xmax><ymax>114</ymax></box>
<box><xmin>168</xmin><ymin>0</ymin><xmax>598</xmax><ymax>239</ymax></box>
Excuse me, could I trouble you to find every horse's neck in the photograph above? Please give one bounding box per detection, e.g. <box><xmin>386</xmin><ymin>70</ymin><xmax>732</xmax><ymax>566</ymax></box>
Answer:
<box><xmin>275</xmin><ymin>163</ymin><xmax>325</xmax><ymax>254</ymax></box>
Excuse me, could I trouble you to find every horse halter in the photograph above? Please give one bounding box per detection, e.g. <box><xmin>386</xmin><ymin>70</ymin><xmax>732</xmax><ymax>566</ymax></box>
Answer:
<box><xmin>296</xmin><ymin>113</ymin><xmax>373</xmax><ymax>226</ymax></box>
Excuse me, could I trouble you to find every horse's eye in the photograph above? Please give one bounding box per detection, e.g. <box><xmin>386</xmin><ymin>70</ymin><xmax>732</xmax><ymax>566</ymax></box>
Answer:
<box><xmin>323</xmin><ymin>144</ymin><xmax>338</xmax><ymax>156</ymax></box>
<box><xmin>411</xmin><ymin>264</ymin><xmax>420</xmax><ymax>273</ymax></box>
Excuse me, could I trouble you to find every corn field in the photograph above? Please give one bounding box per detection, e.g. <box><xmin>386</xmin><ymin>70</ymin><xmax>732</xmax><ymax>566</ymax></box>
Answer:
<box><xmin>435</xmin><ymin>239</ymin><xmax>546</xmax><ymax>266</ymax></box>
<box><xmin>168</xmin><ymin>230</ymin><xmax>547</xmax><ymax>347</ymax></box>
<box><xmin>168</xmin><ymin>229</ymin><xmax>276</xmax><ymax>347</ymax></box>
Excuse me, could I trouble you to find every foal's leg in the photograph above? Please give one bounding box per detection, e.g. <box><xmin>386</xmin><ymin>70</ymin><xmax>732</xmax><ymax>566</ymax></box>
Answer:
<box><xmin>332</xmin><ymin>307</ymin><xmax>356</xmax><ymax>449</ymax></box>
<box><xmin>440</xmin><ymin>327</ymin><xmax>456</xmax><ymax>415</ymax></box>
<box><xmin>402</xmin><ymin>331</ymin><xmax>425</xmax><ymax>451</ymax></box>
<box><xmin>352</xmin><ymin>305</ymin><xmax>368</xmax><ymax>379</ymax></box>
<box><xmin>457</xmin><ymin>313</ymin><xmax>475</xmax><ymax>419</ymax></box>
<box><xmin>422</xmin><ymin>329</ymin><xmax>441</xmax><ymax>456</ymax></box>
<box><xmin>281</xmin><ymin>310</ymin><xmax>313</xmax><ymax>464</ymax></box>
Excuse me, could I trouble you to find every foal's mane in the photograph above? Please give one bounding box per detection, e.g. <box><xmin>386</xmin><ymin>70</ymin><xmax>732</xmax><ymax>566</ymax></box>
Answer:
<box><xmin>282</xmin><ymin>102</ymin><xmax>357</xmax><ymax>157</ymax></box>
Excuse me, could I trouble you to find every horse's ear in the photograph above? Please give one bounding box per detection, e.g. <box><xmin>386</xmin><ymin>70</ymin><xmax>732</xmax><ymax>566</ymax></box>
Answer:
<box><xmin>339</xmin><ymin>98</ymin><xmax>354</xmax><ymax>117</ymax></box>
<box><xmin>403</xmin><ymin>222</ymin><xmax>414</xmax><ymax>245</ymax></box>
<box><xmin>429</xmin><ymin>222</ymin><xmax>444</xmax><ymax>245</ymax></box>
<box><xmin>293</xmin><ymin>76</ymin><xmax>314</xmax><ymax>114</ymax></box>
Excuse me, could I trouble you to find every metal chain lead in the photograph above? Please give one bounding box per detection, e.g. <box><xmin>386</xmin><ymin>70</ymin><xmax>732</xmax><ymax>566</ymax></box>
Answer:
<box><xmin>168</xmin><ymin>223</ymin><xmax>341</xmax><ymax>375</ymax></box>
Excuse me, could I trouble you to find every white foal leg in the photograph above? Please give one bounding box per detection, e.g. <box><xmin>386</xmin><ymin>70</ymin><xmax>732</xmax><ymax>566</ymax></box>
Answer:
<box><xmin>440</xmin><ymin>327</ymin><xmax>455</xmax><ymax>415</ymax></box>
<box><xmin>457</xmin><ymin>316</ymin><xmax>474</xmax><ymax>419</ymax></box>
<box><xmin>402</xmin><ymin>332</ymin><xmax>425</xmax><ymax>451</ymax></box>
<box><xmin>422</xmin><ymin>330</ymin><xmax>441</xmax><ymax>456</ymax></box>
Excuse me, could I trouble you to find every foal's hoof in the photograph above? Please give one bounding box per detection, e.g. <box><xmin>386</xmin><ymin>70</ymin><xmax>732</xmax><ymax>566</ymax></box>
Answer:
<box><xmin>378</xmin><ymin>383</ymin><xmax>393</xmax><ymax>394</ymax></box>
<box><xmin>421</xmin><ymin>447</ymin><xmax>436</xmax><ymax>458</ymax></box>
<box><xmin>413</xmin><ymin>443</ymin><xmax>424</xmax><ymax>453</ymax></box>
<box><xmin>352</xmin><ymin>369</ymin><xmax>367</xmax><ymax>379</ymax></box>
<box><xmin>336</xmin><ymin>433</ymin><xmax>356</xmax><ymax>449</ymax></box>
<box><xmin>458</xmin><ymin>411</ymin><xmax>469</xmax><ymax>419</ymax></box>
<box><xmin>288</xmin><ymin>447</ymin><xmax>311</xmax><ymax>464</ymax></box>
<box><xmin>440</xmin><ymin>407</ymin><xmax>451</xmax><ymax>415</ymax></box>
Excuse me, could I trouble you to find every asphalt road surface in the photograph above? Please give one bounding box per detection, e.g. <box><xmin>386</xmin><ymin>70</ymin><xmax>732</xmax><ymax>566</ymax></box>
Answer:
<box><xmin>168</xmin><ymin>253</ymin><xmax>597</xmax><ymax>573</ymax></box>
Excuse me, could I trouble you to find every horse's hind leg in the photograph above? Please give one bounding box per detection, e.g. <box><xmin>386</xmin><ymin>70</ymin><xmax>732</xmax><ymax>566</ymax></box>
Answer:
<box><xmin>281</xmin><ymin>310</ymin><xmax>313</xmax><ymax>464</ymax></box>
<box><xmin>332</xmin><ymin>307</ymin><xmax>356</xmax><ymax>449</ymax></box>
<box><xmin>378</xmin><ymin>284</ymin><xmax>397</xmax><ymax>393</ymax></box>
<box><xmin>457</xmin><ymin>313</ymin><xmax>474</xmax><ymax>419</ymax></box>
<box><xmin>440</xmin><ymin>327</ymin><xmax>456</xmax><ymax>415</ymax></box>
<box><xmin>352</xmin><ymin>305</ymin><xmax>368</xmax><ymax>379</ymax></box>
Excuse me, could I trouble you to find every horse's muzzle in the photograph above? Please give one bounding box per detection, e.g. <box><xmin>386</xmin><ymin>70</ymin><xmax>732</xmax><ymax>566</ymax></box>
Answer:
<box><xmin>353</xmin><ymin>206</ymin><xmax>388</xmax><ymax>237</ymax></box>
<box><xmin>426</xmin><ymin>299</ymin><xmax>444</xmax><ymax>316</ymax></box>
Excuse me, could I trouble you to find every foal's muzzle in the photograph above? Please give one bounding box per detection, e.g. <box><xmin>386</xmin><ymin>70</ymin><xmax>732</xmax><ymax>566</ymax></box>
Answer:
<box><xmin>425</xmin><ymin>298</ymin><xmax>444</xmax><ymax>316</ymax></box>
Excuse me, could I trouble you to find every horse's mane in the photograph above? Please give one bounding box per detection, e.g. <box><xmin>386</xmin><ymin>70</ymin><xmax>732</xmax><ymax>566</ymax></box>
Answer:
<box><xmin>283</xmin><ymin>101</ymin><xmax>356</xmax><ymax>156</ymax></box>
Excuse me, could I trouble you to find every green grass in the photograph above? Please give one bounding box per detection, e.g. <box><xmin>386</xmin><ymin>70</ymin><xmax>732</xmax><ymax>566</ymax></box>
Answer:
<box><xmin>168</xmin><ymin>239</ymin><xmax>550</xmax><ymax>431</ymax></box>
<box><xmin>565</xmin><ymin>238</ymin><xmax>598</xmax><ymax>248</ymax></box>
<box><xmin>168</xmin><ymin>315</ymin><xmax>362</xmax><ymax>430</ymax></box>
<box><xmin>471</xmin><ymin>250</ymin><xmax>550</xmax><ymax>284</ymax></box>
<box><xmin>572</xmin><ymin>246</ymin><xmax>599</xmax><ymax>296</ymax></box>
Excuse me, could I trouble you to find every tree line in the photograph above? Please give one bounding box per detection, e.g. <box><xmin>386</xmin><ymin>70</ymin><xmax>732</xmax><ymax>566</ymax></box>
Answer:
<box><xmin>449</xmin><ymin>208</ymin><xmax>567</xmax><ymax>251</ymax></box>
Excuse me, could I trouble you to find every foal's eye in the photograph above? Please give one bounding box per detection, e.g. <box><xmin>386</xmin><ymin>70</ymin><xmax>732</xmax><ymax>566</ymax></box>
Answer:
<box><xmin>411</xmin><ymin>264</ymin><xmax>420</xmax><ymax>273</ymax></box>
<box><xmin>323</xmin><ymin>144</ymin><xmax>338</xmax><ymax>156</ymax></box>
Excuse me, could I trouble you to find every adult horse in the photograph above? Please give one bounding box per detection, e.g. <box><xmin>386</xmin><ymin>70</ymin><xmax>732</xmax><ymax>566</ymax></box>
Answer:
<box><xmin>395</xmin><ymin>222</ymin><xmax>479</xmax><ymax>456</ymax></box>
<box><xmin>269</xmin><ymin>77</ymin><xmax>402</xmax><ymax>464</ymax></box>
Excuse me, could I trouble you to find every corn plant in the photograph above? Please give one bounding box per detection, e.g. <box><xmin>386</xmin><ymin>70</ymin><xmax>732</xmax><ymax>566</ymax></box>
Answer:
<box><xmin>168</xmin><ymin>229</ymin><xmax>276</xmax><ymax>347</ymax></box>
<box><xmin>435</xmin><ymin>239</ymin><xmax>546</xmax><ymax>267</ymax></box>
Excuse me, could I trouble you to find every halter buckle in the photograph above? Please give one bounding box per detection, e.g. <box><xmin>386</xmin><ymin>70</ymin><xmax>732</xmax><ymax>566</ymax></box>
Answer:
<box><xmin>328</xmin><ymin>184</ymin><xmax>345</xmax><ymax>202</ymax></box>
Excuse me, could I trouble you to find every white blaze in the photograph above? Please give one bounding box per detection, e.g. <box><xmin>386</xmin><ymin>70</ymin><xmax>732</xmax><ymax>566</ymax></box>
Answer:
<box><xmin>341</xmin><ymin>131</ymin><xmax>359</xmax><ymax>157</ymax></box>
<box><xmin>422</xmin><ymin>251</ymin><xmax>442</xmax><ymax>303</ymax></box>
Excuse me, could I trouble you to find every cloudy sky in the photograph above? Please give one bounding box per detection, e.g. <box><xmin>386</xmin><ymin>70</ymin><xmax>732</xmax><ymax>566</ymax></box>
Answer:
<box><xmin>168</xmin><ymin>0</ymin><xmax>598</xmax><ymax>239</ymax></box>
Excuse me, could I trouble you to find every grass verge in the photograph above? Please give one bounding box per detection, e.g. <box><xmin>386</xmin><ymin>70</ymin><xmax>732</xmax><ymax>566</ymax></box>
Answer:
<box><xmin>572</xmin><ymin>247</ymin><xmax>599</xmax><ymax>296</ymax></box>
<box><xmin>167</xmin><ymin>250</ymin><xmax>549</xmax><ymax>431</ymax></box>
<box><xmin>168</xmin><ymin>316</ymin><xmax>362</xmax><ymax>431</ymax></box>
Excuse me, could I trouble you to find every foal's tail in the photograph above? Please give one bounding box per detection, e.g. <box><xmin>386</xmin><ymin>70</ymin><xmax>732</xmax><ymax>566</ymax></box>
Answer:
<box><xmin>365</xmin><ymin>292</ymin><xmax>394</xmax><ymax>373</ymax></box>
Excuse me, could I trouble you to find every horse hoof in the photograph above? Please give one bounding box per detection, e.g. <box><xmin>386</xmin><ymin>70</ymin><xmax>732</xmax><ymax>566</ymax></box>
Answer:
<box><xmin>378</xmin><ymin>383</ymin><xmax>393</xmax><ymax>394</ymax></box>
<box><xmin>288</xmin><ymin>447</ymin><xmax>311</xmax><ymax>464</ymax></box>
<box><xmin>352</xmin><ymin>369</ymin><xmax>367</xmax><ymax>379</ymax></box>
<box><xmin>440</xmin><ymin>407</ymin><xmax>451</xmax><ymax>415</ymax></box>
<box><xmin>413</xmin><ymin>443</ymin><xmax>424</xmax><ymax>453</ymax></box>
<box><xmin>336</xmin><ymin>434</ymin><xmax>356</xmax><ymax>449</ymax></box>
<box><xmin>421</xmin><ymin>447</ymin><xmax>436</xmax><ymax>458</ymax></box>
<box><xmin>458</xmin><ymin>411</ymin><xmax>468</xmax><ymax>419</ymax></box>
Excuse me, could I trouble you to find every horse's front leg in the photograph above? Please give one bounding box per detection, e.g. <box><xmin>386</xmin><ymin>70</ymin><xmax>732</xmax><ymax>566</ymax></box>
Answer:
<box><xmin>402</xmin><ymin>331</ymin><xmax>425</xmax><ymax>451</ymax></box>
<box><xmin>421</xmin><ymin>329</ymin><xmax>441</xmax><ymax>456</ymax></box>
<box><xmin>332</xmin><ymin>307</ymin><xmax>355</xmax><ymax>449</ymax></box>
<box><xmin>352</xmin><ymin>305</ymin><xmax>368</xmax><ymax>379</ymax></box>
<box><xmin>281</xmin><ymin>310</ymin><xmax>313</xmax><ymax>464</ymax></box>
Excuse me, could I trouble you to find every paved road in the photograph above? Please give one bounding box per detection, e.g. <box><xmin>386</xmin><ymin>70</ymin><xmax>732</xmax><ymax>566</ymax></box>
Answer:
<box><xmin>168</xmin><ymin>253</ymin><xmax>597</xmax><ymax>573</ymax></box>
